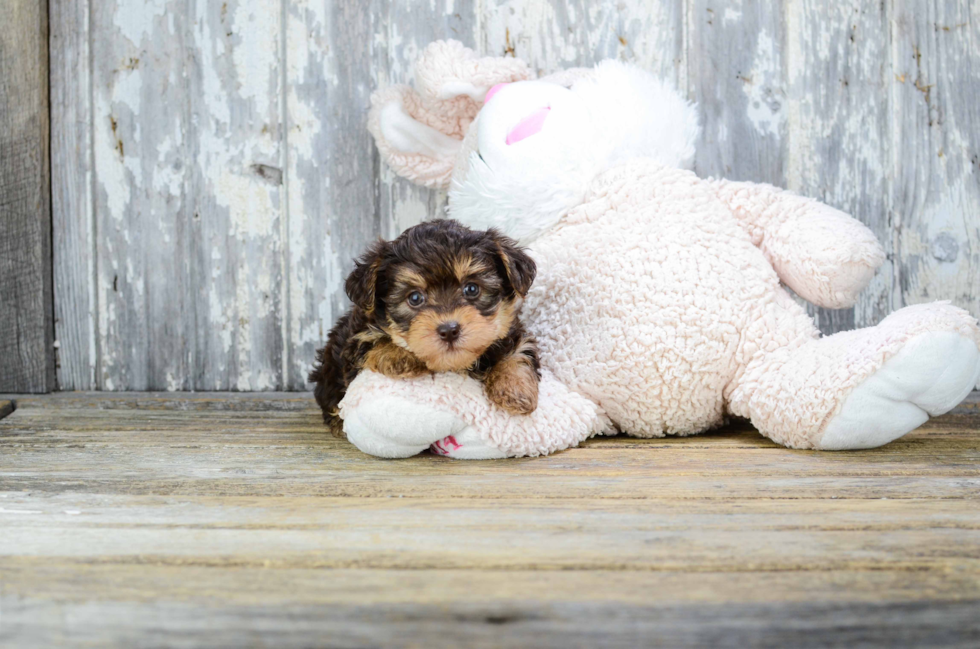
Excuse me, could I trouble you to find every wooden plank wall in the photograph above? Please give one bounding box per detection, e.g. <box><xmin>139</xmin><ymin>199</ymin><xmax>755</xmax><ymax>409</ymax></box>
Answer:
<box><xmin>49</xmin><ymin>0</ymin><xmax>980</xmax><ymax>391</ymax></box>
<box><xmin>0</xmin><ymin>1</ymin><xmax>54</xmax><ymax>393</ymax></box>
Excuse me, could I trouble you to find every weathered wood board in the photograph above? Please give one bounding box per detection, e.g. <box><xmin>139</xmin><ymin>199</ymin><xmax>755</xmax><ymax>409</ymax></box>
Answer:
<box><xmin>1</xmin><ymin>1</ymin><xmax>54</xmax><ymax>393</ymax></box>
<box><xmin>49</xmin><ymin>1</ymin><xmax>980</xmax><ymax>390</ymax></box>
<box><xmin>1</xmin><ymin>391</ymin><xmax>979</xmax><ymax>646</ymax></box>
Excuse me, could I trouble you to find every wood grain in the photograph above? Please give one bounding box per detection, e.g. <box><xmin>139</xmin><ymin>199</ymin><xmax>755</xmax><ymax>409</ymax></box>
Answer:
<box><xmin>188</xmin><ymin>0</ymin><xmax>286</xmax><ymax>391</ymax></box>
<box><xmin>0</xmin><ymin>0</ymin><xmax>54</xmax><ymax>393</ymax></box>
<box><xmin>88</xmin><ymin>0</ymin><xmax>187</xmax><ymax>390</ymax></box>
<box><xmin>282</xmin><ymin>0</ymin><xmax>391</xmax><ymax>390</ymax></box>
<box><xmin>891</xmin><ymin>0</ymin><xmax>980</xmax><ymax>318</ymax></box>
<box><xmin>688</xmin><ymin>0</ymin><xmax>786</xmax><ymax>184</ymax></box>
<box><xmin>786</xmin><ymin>1</ymin><xmax>894</xmax><ymax>333</ymax></box>
<box><xmin>481</xmin><ymin>1</ymin><xmax>684</xmax><ymax>85</ymax></box>
<box><xmin>1</xmin><ymin>391</ymin><xmax>979</xmax><ymax>646</ymax></box>
<box><xmin>50</xmin><ymin>0</ymin><xmax>96</xmax><ymax>390</ymax></box>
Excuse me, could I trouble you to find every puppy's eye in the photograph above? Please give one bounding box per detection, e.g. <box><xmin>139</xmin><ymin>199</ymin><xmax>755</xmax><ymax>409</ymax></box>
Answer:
<box><xmin>462</xmin><ymin>282</ymin><xmax>481</xmax><ymax>299</ymax></box>
<box><xmin>407</xmin><ymin>291</ymin><xmax>425</xmax><ymax>307</ymax></box>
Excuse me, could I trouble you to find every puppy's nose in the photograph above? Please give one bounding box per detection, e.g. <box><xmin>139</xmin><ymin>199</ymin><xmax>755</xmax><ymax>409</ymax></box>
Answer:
<box><xmin>436</xmin><ymin>322</ymin><xmax>461</xmax><ymax>343</ymax></box>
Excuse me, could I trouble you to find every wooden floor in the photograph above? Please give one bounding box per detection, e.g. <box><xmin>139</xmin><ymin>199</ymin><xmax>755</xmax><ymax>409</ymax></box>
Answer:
<box><xmin>1</xmin><ymin>392</ymin><xmax>979</xmax><ymax>648</ymax></box>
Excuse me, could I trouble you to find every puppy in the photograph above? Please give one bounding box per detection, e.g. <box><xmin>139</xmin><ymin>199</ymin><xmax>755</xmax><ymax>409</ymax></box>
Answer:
<box><xmin>309</xmin><ymin>219</ymin><xmax>540</xmax><ymax>435</ymax></box>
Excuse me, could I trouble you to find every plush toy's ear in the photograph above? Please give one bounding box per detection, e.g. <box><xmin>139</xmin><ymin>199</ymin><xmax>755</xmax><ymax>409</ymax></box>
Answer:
<box><xmin>345</xmin><ymin>240</ymin><xmax>388</xmax><ymax>314</ymax></box>
<box><xmin>367</xmin><ymin>86</ymin><xmax>463</xmax><ymax>190</ymax></box>
<box><xmin>413</xmin><ymin>40</ymin><xmax>531</xmax><ymax>108</ymax></box>
<box><xmin>489</xmin><ymin>229</ymin><xmax>537</xmax><ymax>297</ymax></box>
<box><xmin>367</xmin><ymin>40</ymin><xmax>531</xmax><ymax>190</ymax></box>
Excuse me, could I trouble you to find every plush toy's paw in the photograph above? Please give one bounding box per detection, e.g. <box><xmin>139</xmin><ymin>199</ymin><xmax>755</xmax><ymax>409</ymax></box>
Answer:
<box><xmin>343</xmin><ymin>395</ymin><xmax>467</xmax><ymax>459</ymax></box>
<box><xmin>817</xmin><ymin>330</ymin><xmax>980</xmax><ymax>450</ymax></box>
<box><xmin>429</xmin><ymin>427</ymin><xmax>508</xmax><ymax>460</ymax></box>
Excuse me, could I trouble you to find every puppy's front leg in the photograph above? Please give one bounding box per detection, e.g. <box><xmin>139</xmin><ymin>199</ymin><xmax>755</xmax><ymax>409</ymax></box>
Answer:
<box><xmin>363</xmin><ymin>341</ymin><xmax>431</xmax><ymax>379</ymax></box>
<box><xmin>483</xmin><ymin>349</ymin><xmax>540</xmax><ymax>415</ymax></box>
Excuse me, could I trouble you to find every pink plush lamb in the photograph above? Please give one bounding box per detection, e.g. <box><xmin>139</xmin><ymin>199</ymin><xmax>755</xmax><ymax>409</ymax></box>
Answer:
<box><xmin>337</xmin><ymin>40</ymin><xmax>980</xmax><ymax>459</ymax></box>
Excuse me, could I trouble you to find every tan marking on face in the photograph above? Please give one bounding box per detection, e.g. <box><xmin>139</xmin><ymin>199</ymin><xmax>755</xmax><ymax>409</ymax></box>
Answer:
<box><xmin>383</xmin><ymin>316</ymin><xmax>412</xmax><ymax>350</ymax></box>
<box><xmin>493</xmin><ymin>298</ymin><xmax>519</xmax><ymax>338</ymax></box>
<box><xmin>393</xmin><ymin>266</ymin><xmax>427</xmax><ymax>290</ymax></box>
<box><xmin>406</xmin><ymin>306</ymin><xmax>502</xmax><ymax>372</ymax></box>
<box><xmin>452</xmin><ymin>254</ymin><xmax>491</xmax><ymax>284</ymax></box>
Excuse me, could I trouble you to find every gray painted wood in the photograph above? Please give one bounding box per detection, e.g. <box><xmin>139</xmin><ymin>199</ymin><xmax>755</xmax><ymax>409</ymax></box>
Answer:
<box><xmin>187</xmin><ymin>0</ymin><xmax>286</xmax><ymax>391</ymax></box>
<box><xmin>482</xmin><ymin>1</ymin><xmax>684</xmax><ymax>83</ymax></box>
<box><xmin>785</xmin><ymin>1</ymin><xmax>894</xmax><ymax>332</ymax></box>
<box><xmin>0</xmin><ymin>1</ymin><xmax>54</xmax><ymax>393</ymax></box>
<box><xmin>50</xmin><ymin>0</ymin><xmax>96</xmax><ymax>390</ymax></box>
<box><xmin>688</xmin><ymin>0</ymin><xmax>786</xmax><ymax>184</ymax></box>
<box><xmin>48</xmin><ymin>0</ymin><xmax>980</xmax><ymax>390</ymax></box>
<box><xmin>891</xmin><ymin>0</ymin><xmax>980</xmax><ymax>320</ymax></box>
<box><xmin>83</xmin><ymin>0</ymin><xmax>287</xmax><ymax>390</ymax></box>
<box><xmin>89</xmin><ymin>0</ymin><xmax>189</xmax><ymax>390</ymax></box>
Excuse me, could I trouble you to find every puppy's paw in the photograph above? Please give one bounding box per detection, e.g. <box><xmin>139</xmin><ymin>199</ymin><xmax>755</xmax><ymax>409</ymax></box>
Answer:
<box><xmin>485</xmin><ymin>363</ymin><xmax>539</xmax><ymax>415</ymax></box>
<box><xmin>363</xmin><ymin>341</ymin><xmax>431</xmax><ymax>379</ymax></box>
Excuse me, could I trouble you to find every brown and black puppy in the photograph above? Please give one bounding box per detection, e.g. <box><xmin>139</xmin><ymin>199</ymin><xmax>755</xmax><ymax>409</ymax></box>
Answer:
<box><xmin>309</xmin><ymin>219</ymin><xmax>540</xmax><ymax>435</ymax></box>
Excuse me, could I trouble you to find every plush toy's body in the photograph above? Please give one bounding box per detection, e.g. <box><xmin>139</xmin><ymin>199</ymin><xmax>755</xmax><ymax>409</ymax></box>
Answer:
<box><xmin>337</xmin><ymin>40</ymin><xmax>980</xmax><ymax>459</ymax></box>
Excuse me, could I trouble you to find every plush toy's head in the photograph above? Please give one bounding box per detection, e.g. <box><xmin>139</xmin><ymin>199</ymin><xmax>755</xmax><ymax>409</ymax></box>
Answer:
<box><xmin>368</xmin><ymin>41</ymin><xmax>700</xmax><ymax>244</ymax></box>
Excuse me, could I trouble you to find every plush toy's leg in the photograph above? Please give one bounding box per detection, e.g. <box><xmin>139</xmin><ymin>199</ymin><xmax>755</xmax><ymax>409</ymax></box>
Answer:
<box><xmin>727</xmin><ymin>299</ymin><xmax>980</xmax><ymax>450</ymax></box>
<box><xmin>339</xmin><ymin>369</ymin><xmax>607</xmax><ymax>459</ymax></box>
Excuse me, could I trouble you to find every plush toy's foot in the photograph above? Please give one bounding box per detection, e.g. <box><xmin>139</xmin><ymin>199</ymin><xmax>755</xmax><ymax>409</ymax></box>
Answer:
<box><xmin>343</xmin><ymin>395</ymin><xmax>467</xmax><ymax>459</ymax></box>
<box><xmin>429</xmin><ymin>428</ymin><xmax>508</xmax><ymax>460</ymax></box>
<box><xmin>344</xmin><ymin>394</ymin><xmax>507</xmax><ymax>459</ymax></box>
<box><xmin>816</xmin><ymin>330</ymin><xmax>980</xmax><ymax>450</ymax></box>
<box><xmin>729</xmin><ymin>301</ymin><xmax>980</xmax><ymax>451</ymax></box>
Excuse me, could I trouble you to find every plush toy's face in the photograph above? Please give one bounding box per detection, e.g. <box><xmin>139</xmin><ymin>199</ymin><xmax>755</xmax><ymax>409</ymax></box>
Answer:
<box><xmin>448</xmin><ymin>63</ymin><xmax>701</xmax><ymax>244</ymax></box>
<box><xmin>449</xmin><ymin>80</ymin><xmax>601</xmax><ymax>244</ymax></box>
<box><xmin>369</xmin><ymin>45</ymin><xmax>700</xmax><ymax>245</ymax></box>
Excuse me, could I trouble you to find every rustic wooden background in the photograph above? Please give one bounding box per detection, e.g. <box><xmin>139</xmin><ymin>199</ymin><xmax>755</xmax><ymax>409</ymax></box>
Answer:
<box><xmin>1</xmin><ymin>1</ymin><xmax>53</xmax><ymax>393</ymax></box>
<box><xmin>43</xmin><ymin>0</ymin><xmax>979</xmax><ymax>391</ymax></box>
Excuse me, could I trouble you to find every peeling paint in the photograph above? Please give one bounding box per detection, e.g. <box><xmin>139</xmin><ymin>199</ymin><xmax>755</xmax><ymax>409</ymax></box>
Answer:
<box><xmin>231</xmin><ymin>2</ymin><xmax>280</xmax><ymax>106</ymax></box>
<box><xmin>743</xmin><ymin>31</ymin><xmax>784</xmax><ymax>138</ymax></box>
<box><xmin>114</xmin><ymin>0</ymin><xmax>168</xmax><ymax>46</ymax></box>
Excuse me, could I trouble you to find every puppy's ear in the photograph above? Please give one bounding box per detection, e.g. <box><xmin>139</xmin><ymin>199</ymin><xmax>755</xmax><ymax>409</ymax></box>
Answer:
<box><xmin>489</xmin><ymin>230</ymin><xmax>536</xmax><ymax>297</ymax></box>
<box><xmin>345</xmin><ymin>240</ymin><xmax>388</xmax><ymax>313</ymax></box>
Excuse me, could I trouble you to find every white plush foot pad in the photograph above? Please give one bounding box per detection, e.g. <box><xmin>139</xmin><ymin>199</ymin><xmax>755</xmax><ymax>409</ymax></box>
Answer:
<box><xmin>818</xmin><ymin>332</ymin><xmax>980</xmax><ymax>450</ymax></box>
<box><xmin>344</xmin><ymin>396</ymin><xmax>467</xmax><ymax>458</ymax></box>
<box><xmin>429</xmin><ymin>427</ymin><xmax>508</xmax><ymax>460</ymax></box>
<box><xmin>343</xmin><ymin>395</ymin><xmax>508</xmax><ymax>459</ymax></box>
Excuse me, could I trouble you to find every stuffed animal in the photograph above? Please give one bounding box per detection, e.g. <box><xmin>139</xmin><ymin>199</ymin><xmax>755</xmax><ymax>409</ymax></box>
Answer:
<box><xmin>336</xmin><ymin>40</ymin><xmax>980</xmax><ymax>459</ymax></box>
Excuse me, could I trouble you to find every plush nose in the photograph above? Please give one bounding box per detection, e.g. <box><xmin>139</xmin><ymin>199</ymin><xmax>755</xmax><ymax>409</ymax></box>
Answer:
<box><xmin>437</xmin><ymin>322</ymin><xmax>461</xmax><ymax>343</ymax></box>
<box><xmin>484</xmin><ymin>82</ymin><xmax>509</xmax><ymax>104</ymax></box>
